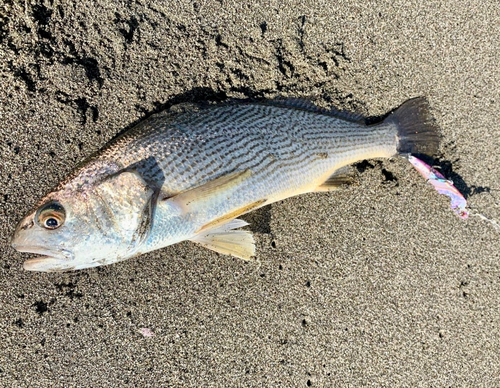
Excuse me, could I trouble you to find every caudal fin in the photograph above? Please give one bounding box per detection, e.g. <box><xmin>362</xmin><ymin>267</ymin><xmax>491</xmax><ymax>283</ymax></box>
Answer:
<box><xmin>384</xmin><ymin>97</ymin><xmax>440</xmax><ymax>156</ymax></box>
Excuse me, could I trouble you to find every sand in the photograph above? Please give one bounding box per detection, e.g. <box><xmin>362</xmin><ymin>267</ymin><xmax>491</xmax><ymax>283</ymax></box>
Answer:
<box><xmin>1</xmin><ymin>0</ymin><xmax>499</xmax><ymax>386</ymax></box>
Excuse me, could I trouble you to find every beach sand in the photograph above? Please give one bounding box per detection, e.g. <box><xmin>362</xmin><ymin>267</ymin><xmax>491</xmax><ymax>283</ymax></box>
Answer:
<box><xmin>1</xmin><ymin>1</ymin><xmax>499</xmax><ymax>386</ymax></box>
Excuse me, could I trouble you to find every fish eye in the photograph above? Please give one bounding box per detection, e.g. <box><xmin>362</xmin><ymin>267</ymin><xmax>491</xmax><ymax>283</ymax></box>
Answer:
<box><xmin>36</xmin><ymin>201</ymin><xmax>66</xmax><ymax>230</ymax></box>
<box><xmin>44</xmin><ymin>217</ymin><xmax>59</xmax><ymax>228</ymax></box>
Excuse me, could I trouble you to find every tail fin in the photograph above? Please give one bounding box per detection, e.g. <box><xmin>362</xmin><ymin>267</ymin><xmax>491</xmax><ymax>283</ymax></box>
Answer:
<box><xmin>384</xmin><ymin>97</ymin><xmax>440</xmax><ymax>156</ymax></box>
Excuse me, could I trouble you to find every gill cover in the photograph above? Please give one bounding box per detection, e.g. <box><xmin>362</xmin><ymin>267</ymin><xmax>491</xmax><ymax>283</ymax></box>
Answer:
<box><xmin>93</xmin><ymin>170</ymin><xmax>155</xmax><ymax>249</ymax></box>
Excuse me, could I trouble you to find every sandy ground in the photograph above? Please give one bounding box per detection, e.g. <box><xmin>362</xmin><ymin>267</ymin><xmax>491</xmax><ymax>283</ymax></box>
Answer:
<box><xmin>1</xmin><ymin>0</ymin><xmax>499</xmax><ymax>386</ymax></box>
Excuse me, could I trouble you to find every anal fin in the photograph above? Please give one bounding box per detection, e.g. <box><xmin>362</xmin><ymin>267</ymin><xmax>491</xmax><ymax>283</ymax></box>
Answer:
<box><xmin>315</xmin><ymin>165</ymin><xmax>357</xmax><ymax>192</ymax></box>
<box><xmin>190</xmin><ymin>219</ymin><xmax>255</xmax><ymax>260</ymax></box>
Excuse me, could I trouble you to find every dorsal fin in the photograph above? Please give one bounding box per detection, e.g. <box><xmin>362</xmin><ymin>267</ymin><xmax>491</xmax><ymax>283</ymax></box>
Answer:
<box><xmin>154</xmin><ymin>97</ymin><xmax>367</xmax><ymax>124</ymax></box>
<box><xmin>259</xmin><ymin>97</ymin><xmax>366</xmax><ymax>123</ymax></box>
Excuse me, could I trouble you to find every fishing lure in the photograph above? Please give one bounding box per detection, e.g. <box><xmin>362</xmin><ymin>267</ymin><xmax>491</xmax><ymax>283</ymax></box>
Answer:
<box><xmin>408</xmin><ymin>155</ymin><xmax>468</xmax><ymax>219</ymax></box>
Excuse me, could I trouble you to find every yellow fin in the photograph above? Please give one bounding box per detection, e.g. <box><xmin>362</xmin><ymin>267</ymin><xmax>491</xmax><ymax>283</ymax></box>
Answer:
<box><xmin>164</xmin><ymin>170</ymin><xmax>252</xmax><ymax>211</ymax></box>
<box><xmin>315</xmin><ymin>166</ymin><xmax>357</xmax><ymax>192</ymax></box>
<box><xmin>191</xmin><ymin>219</ymin><xmax>255</xmax><ymax>260</ymax></box>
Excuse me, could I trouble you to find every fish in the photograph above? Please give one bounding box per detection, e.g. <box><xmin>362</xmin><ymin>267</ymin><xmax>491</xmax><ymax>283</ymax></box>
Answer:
<box><xmin>11</xmin><ymin>97</ymin><xmax>440</xmax><ymax>272</ymax></box>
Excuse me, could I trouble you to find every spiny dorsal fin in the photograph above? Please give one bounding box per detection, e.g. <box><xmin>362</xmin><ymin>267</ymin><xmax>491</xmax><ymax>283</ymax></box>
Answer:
<box><xmin>190</xmin><ymin>219</ymin><xmax>255</xmax><ymax>260</ymax></box>
<box><xmin>316</xmin><ymin>165</ymin><xmax>357</xmax><ymax>192</ymax></box>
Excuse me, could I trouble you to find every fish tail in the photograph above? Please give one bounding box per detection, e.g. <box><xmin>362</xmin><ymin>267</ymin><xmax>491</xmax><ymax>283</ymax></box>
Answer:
<box><xmin>384</xmin><ymin>97</ymin><xmax>440</xmax><ymax>156</ymax></box>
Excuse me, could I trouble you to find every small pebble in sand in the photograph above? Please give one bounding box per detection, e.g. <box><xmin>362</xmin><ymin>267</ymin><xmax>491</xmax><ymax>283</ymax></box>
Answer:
<box><xmin>138</xmin><ymin>327</ymin><xmax>155</xmax><ymax>337</ymax></box>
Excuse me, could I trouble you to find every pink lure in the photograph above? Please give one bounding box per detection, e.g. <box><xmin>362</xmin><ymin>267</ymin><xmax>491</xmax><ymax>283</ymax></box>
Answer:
<box><xmin>408</xmin><ymin>155</ymin><xmax>469</xmax><ymax>219</ymax></box>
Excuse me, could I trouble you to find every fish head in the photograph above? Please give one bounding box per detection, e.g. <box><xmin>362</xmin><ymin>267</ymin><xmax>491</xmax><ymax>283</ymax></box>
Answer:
<box><xmin>12</xmin><ymin>170</ymin><xmax>155</xmax><ymax>272</ymax></box>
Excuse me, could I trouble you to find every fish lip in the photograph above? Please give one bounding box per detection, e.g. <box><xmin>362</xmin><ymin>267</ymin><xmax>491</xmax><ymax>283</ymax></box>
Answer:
<box><xmin>22</xmin><ymin>256</ymin><xmax>69</xmax><ymax>272</ymax></box>
<box><xmin>12</xmin><ymin>244</ymin><xmax>74</xmax><ymax>261</ymax></box>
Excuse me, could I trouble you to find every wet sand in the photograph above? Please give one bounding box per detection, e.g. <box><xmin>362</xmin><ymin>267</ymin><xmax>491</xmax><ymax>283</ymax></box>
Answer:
<box><xmin>1</xmin><ymin>1</ymin><xmax>499</xmax><ymax>386</ymax></box>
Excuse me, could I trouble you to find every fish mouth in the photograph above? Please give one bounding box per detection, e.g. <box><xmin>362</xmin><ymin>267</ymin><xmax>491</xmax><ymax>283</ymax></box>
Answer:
<box><xmin>12</xmin><ymin>244</ymin><xmax>74</xmax><ymax>272</ymax></box>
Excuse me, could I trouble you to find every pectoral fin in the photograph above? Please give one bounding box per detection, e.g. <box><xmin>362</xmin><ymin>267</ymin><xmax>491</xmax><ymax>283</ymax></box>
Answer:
<box><xmin>190</xmin><ymin>219</ymin><xmax>255</xmax><ymax>260</ymax></box>
<box><xmin>163</xmin><ymin>170</ymin><xmax>252</xmax><ymax>211</ymax></box>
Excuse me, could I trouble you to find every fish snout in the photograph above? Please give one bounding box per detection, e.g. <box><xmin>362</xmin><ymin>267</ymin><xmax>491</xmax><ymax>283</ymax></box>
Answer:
<box><xmin>11</xmin><ymin>216</ymin><xmax>35</xmax><ymax>249</ymax></box>
<box><xmin>11</xmin><ymin>213</ymin><xmax>76</xmax><ymax>271</ymax></box>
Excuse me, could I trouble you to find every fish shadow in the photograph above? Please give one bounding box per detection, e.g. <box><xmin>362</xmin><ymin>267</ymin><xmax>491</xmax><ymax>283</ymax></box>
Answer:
<box><xmin>243</xmin><ymin>205</ymin><xmax>273</xmax><ymax>235</ymax></box>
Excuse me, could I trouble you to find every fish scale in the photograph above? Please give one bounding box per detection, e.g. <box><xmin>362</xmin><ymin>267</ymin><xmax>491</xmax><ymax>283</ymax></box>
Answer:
<box><xmin>12</xmin><ymin>97</ymin><xmax>440</xmax><ymax>271</ymax></box>
<box><xmin>108</xmin><ymin>103</ymin><xmax>400</xmax><ymax>253</ymax></box>
<box><xmin>94</xmin><ymin>103</ymin><xmax>398</xmax><ymax>248</ymax></box>
<box><xmin>105</xmin><ymin>103</ymin><xmax>393</xmax><ymax>193</ymax></box>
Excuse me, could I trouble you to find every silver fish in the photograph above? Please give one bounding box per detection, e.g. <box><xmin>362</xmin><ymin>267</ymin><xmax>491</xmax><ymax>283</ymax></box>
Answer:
<box><xmin>12</xmin><ymin>97</ymin><xmax>439</xmax><ymax>271</ymax></box>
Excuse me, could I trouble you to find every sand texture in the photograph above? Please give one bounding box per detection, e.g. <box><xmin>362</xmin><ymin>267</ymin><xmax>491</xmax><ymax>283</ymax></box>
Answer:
<box><xmin>1</xmin><ymin>0</ymin><xmax>499</xmax><ymax>386</ymax></box>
